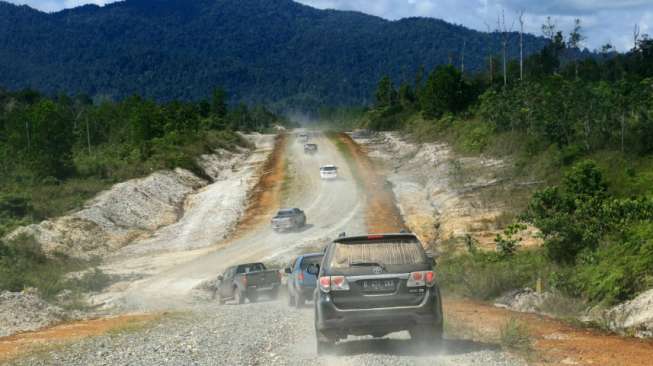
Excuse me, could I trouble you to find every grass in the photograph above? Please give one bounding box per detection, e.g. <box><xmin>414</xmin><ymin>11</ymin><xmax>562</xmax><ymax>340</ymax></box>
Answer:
<box><xmin>437</xmin><ymin>250</ymin><xmax>556</xmax><ymax>301</ymax></box>
<box><xmin>500</xmin><ymin>318</ymin><xmax>533</xmax><ymax>352</ymax></box>
<box><xmin>0</xmin><ymin>234</ymin><xmax>115</xmax><ymax>307</ymax></box>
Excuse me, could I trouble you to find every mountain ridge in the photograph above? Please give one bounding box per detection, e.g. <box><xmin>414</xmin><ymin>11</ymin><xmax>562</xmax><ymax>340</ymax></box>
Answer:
<box><xmin>0</xmin><ymin>0</ymin><xmax>548</xmax><ymax>108</ymax></box>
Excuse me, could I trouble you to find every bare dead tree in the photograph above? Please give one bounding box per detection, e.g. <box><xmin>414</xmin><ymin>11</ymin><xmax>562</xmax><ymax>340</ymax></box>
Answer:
<box><xmin>497</xmin><ymin>10</ymin><xmax>515</xmax><ymax>87</ymax></box>
<box><xmin>484</xmin><ymin>21</ymin><xmax>495</xmax><ymax>84</ymax></box>
<box><xmin>542</xmin><ymin>16</ymin><xmax>556</xmax><ymax>40</ymax></box>
<box><xmin>634</xmin><ymin>24</ymin><xmax>641</xmax><ymax>51</ymax></box>
<box><xmin>518</xmin><ymin>10</ymin><xmax>525</xmax><ymax>81</ymax></box>
<box><xmin>568</xmin><ymin>18</ymin><xmax>586</xmax><ymax>80</ymax></box>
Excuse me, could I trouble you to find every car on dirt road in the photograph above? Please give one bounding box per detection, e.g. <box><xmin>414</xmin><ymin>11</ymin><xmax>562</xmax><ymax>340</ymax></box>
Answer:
<box><xmin>271</xmin><ymin>208</ymin><xmax>306</xmax><ymax>232</ymax></box>
<box><xmin>304</xmin><ymin>143</ymin><xmax>318</xmax><ymax>154</ymax></box>
<box><xmin>214</xmin><ymin>263</ymin><xmax>281</xmax><ymax>304</ymax></box>
<box><xmin>311</xmin><ymin>233</ymin><xmax>443</xmax><ymax>354</ymax></box>
<box><xmin>285</xmin><ymin>253</ymin><xmax>324</xmax><ymax>308</ymax></box>
<box><xmin>319</xmin><ymin>165</ymin><xmax>338</xmax><ymax>180</ymax></box>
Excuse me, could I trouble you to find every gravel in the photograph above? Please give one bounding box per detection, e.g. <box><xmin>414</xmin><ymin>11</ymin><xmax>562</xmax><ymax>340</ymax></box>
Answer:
<box><xmin>0</xmin><ymin>290</ymin><xmax>66</xmax><ymax>337</ymax></box>
<box><xmin>9</xmin><ymin>299</ymin><xmax>525</xmax><ymax>366</ymax></box>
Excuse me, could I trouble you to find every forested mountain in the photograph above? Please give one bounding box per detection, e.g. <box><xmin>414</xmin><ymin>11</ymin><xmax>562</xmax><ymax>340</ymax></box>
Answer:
<box><xmin>0</xmin><ymin>0</ymin><xmax>548</xmax><ymax>109</ymax></box>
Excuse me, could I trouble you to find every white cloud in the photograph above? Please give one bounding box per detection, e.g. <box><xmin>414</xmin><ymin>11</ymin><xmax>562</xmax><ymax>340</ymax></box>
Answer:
<box><xmin>297</xmin><ymin>0</ymin><xmax>653</xmax><ymax>50</ymax></box>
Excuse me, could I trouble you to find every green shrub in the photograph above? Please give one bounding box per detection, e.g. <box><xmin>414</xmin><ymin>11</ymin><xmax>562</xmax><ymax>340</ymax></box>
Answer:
<box><xmin>574</xmin><ymin>223</ymin><xmax>653</xmax><ymax>304</ymax></box>
<box><xmin>437</xmin><ymin>250</ymin><xmax>553</xmax><ymax>300</ymax></box>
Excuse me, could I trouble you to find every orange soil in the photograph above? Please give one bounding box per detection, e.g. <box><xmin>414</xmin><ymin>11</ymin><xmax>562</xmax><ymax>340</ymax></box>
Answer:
<box><xmin>0</xmin><ymin>314</ymin><xmax>158</xmax><ymax>363</ymax></box>
<box><xmin>232</xmin><ymin>133</ymin><xmax>287</xmax><ymax>237</ymax></box>
<box><xmin>446</xmin><ymin>298</ymin><xmax>653</xmax><ymax>366</ymax></box>
<box><xmin>335</xmin><ymin>133</ymin><xmax>406</xmax><ymax>234</ymax></box>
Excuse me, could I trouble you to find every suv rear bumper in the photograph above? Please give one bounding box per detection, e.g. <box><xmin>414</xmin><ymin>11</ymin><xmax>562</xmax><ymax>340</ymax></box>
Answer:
<box><xmin>315</xmin><ymin>286</ymin><xmax>443</xmax><ymax>338</ymax></box>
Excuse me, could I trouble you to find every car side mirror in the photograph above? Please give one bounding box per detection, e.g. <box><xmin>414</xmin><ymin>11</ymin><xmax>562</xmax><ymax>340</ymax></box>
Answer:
<box><xmin>217</xmin><ymin>275</ymin><xmax>223</xmax><ymax>281</ymax></box>
<box><xmin>425</xmin><ymin>251</ymin><xmax>437</xmax><ymax>266</ymax></box>
<box><xmin>284</xmin><ymin>267</ymin><xmax>292</xmax><ymax>274</ymax></box>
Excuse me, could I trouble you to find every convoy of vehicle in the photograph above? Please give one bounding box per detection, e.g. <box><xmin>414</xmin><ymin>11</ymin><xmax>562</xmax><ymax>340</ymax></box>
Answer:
<box><xmin>271</xmin><ymin>208</ymin><xmax>306</xmax><ymax>232</ymax></box>
<box><xmin>214</xmin><ymin>263</ymin><xmax>281</xmax><ymax>304</ymax></box>
<box><xmin>215</xmin><ymin>129</ymin><xmax>443</xmax><ymax>355</ymax></box>
<box><xmin>285</xmin><ymin>253</ymin><xmax>324</xmax><ymax>308</ymax></box>
<box><xmin>319</xmin><ymin>165</ymin><xmax>338</xmax><ymax>180</ymax></box>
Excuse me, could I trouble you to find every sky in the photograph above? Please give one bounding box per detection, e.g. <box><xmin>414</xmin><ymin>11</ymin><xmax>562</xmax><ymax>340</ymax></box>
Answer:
<box><xmin>7</xmin><ymin>0</ymin><xmax>653</xmax><ymax>51</ymax></box>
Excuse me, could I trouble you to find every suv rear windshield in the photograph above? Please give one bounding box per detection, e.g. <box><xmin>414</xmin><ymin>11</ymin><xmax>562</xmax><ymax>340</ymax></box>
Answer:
<box><xmin>237</xmin><ymin>263</ymin><xmax>265</xmax><ymax>273</ymax></box>
<box><xmin>320</xmin><ymin>166</ymin><xmax>337</xmax><ymax>171</ymax></box>
<box><xmin>328</xmin><ymin>240</ymin><xmax>426</xmax><ymax>269</ymax></box>
<box><xmin>276</xmin><ymin>210</ymin><xmax>295</xmax><ymax>217</ymax></box>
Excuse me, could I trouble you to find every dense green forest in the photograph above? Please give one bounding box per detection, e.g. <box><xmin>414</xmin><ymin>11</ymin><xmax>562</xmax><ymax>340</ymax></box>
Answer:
<box><xmin>362</xmin><ymin>25</ymin><xmax>653</xmax><ymax>307</ymax></box>
<box><xmin>0</xmin><ymin>0</ymin><xmax>548</xmax><ymax>109</ymax></box>
<box><xmin>0</xmin><ymin>87</ymin><xmax>287</xmax><ymax>237</ymax></box>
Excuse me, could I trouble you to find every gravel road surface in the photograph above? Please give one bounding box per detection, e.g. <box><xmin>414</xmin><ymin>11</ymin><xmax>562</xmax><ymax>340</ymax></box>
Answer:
<box><xmin>10</xmin><ymin>300</ymin><xmax>525</xmax><ymax>366</ymax></box>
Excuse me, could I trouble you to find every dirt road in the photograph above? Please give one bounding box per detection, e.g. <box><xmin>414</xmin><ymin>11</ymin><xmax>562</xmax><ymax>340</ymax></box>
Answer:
<box><xmin>104</xmin><ymin>133</ymin><xmax>367</xmax><ymax>310</ymax></box>
<box><xmin>4</xmin><ymin>132</ymin><xmax>523</xmax><ymax>365</ymax></box>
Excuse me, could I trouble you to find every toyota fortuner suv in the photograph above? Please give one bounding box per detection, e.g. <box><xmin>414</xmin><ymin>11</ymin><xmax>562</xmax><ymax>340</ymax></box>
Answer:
<box><xmin>311</xmin><ymin>233</ymin><xmax>443</xmax><ymax>354</ymax></box>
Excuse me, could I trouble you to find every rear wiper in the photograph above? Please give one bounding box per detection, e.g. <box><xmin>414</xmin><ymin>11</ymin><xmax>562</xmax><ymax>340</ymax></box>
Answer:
<box><xmin>350</xmin><ymin>261</ymin><xmax>386</xmax><ymax>271</ymax></box>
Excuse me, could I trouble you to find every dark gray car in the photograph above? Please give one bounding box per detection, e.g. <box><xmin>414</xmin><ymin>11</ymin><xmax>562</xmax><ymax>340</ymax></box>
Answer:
<box><xmin>312</xmin><ymin>233</ymin><xmax>443</xmax><ymax>354</ymax></box>
<box><xmin>214</xmin><ymin>263</ymin><xmax>281</xmax><ymax>304</ymax></box>
<box><xmin>271</xmin><ymin>208</ymin><xmax>306</xmax><ymax>232</ymax></box>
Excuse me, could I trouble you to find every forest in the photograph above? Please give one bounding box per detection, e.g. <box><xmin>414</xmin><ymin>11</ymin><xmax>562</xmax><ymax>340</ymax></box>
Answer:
<box><xmin>0</xmin><ymin>0</ymin><xmax>548</xmax><ymax>109</ymax></box>
<box><xmin>362</xmin><ymin>20</ymin><xmax>653</xmax><ymax>307</ymax></box>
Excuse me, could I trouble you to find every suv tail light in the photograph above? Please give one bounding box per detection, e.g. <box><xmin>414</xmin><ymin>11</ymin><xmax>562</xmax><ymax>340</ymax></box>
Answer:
<box><xmin>318</xmin><ymin>276</ymin><xmax>350</xmax><ymax>292</ymax></box>
<box><xmin>298</xmin><ymin>272</ymin><xmax>305</xmax><ymax>281</ymax></box>
<box><xmin>407</xmin><ymin>271</ymin><xmax>435</xmax><ymax>287</ymax></box>
<box><xmin>241</xmin><ymin>276</ymin><xmax>248</xmax><ymax>287</ymax></box>
<box><xmin>319</xmin><ymin>276</ymin><xmax>331</xmax><ymax>292</ymax></box>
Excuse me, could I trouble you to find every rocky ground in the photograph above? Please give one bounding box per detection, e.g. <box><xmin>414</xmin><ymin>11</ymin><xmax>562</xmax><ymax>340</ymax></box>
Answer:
<box><xmin>9</xmin><ymin>299</ymin><xmax>525</xmax><ymax>366</ymax></box>
<box><xmin>0</xmin><ymin>291</ymin><xmax>68</xmax><ymax>338</ymax></box>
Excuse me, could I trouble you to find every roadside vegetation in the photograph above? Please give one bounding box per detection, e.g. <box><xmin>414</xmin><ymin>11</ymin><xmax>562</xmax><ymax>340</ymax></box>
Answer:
<box><xmin>358</xmin><ymin>21</ymin><xmax>653</xmax><ymax>309</ymax></box>
<box><xmin>0</xmin><ymin>87</ymin><xmax>289</xmax><ymax>296</ymax></box>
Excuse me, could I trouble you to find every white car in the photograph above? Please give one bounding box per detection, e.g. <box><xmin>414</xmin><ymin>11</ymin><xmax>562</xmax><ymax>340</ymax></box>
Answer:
<box><xmin>320</xmin><ymin>165</ymin><xmax>338</xmax><ymax>180</ymax></box>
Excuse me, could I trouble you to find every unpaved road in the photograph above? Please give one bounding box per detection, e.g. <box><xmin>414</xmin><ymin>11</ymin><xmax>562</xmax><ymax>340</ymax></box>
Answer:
<box><xmin>104</xmin><ymin>133</ymin><xmax>367</xmax><ymax>310</ymax></box>
<box><xmin>11</xmin><ymin>302</ymin><xmax>523</xmax><ymax>366</ymax></box>
<box><xmin>4</xmin><ymin>132</ymin><xmax>523</xmax><ymax>365</ymax></box>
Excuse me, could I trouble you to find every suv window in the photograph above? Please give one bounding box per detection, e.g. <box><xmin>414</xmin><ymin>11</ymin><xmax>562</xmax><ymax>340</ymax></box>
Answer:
<box><xmin>300</xmin><ymin>255</ymin><xmax>323</xmax><ymax>270</ymax></box>
<box><xmin>328</xmin><ymin>240</ymin><xmax>426</xmax><ymax>269</ymax></box>
<box><xmin>237</xmin><ymin>263</ymin><xmax>265</xmax><ymax>273</ymax></box>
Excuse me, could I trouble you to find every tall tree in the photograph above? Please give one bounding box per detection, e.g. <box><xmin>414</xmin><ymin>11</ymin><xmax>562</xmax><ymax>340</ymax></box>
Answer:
<box><xmin>375</xmin><ymin>76</ymin><xmax>398</xmax><ymax>108</ymax></box>
<box><xmin>568</xmin><ymin>18</ymin><xmax>586</xmax><ymax>80</ymax></box>
<box><xmin>211</xmin><ymin>88</ymin><xmax>228</xmax><ymax>119</ymax></box>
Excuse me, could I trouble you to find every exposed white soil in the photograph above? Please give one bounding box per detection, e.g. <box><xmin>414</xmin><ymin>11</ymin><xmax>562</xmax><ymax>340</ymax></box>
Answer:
<box><xmin>602</xmin><ymin>289</ymin><xmax>653</xmax><ymax>338</ymax></box>
<box><xmin>6</xmin><ymin>137</ymin><xmax>264</xmax><ymax>260</ymax></box>
<box><xmin>494</xmin><ymin>288</ymin><xmax>552</xmax><ymax>314</ymax></box>
<box><xmin>354</xmin><ymin>132</ymin><xmax>540</xmax><ymax>250</ymax></box>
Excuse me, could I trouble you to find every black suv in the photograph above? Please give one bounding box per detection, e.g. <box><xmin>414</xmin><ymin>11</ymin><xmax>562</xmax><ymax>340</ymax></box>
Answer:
<box><xmin>311</xmin><ymin>233</ymin><xmax>443</xmax><ymax>354</ymax></box>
